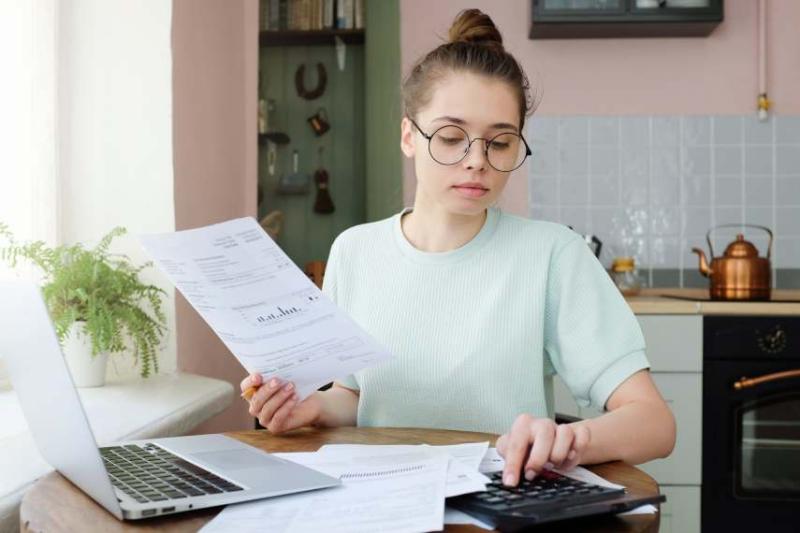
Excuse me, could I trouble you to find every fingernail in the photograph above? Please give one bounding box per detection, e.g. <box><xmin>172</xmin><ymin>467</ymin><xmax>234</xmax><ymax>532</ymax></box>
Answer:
<box><xmin>285</xmin><ymin>382</ymin><xmax>294</xmax><ymax>392</ymax></box>
<box><xmin>525</xmin><ymin>470</ymin><xmax>535</xmax><ymax>481</ymax></box>
<box><xmin>568</xmin><ymin>450</ymin><xmax>577</xmax><ymax>460</ymax></box>
<box><xmin>504</xmin><ymin>474</ymin><xmax>515</xmax><ymax>486</ymax></box>
<box><xmin>269</xmin><ymin>379</ymin><xmax>278</xmax><ymax>388</ymax></box>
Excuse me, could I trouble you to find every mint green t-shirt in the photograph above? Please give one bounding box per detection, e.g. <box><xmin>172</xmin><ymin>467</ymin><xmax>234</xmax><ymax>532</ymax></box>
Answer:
<box><xmin>322</xmin><ymin>207</ymin><xmax>649</xmax><ymax>435</ymax></box>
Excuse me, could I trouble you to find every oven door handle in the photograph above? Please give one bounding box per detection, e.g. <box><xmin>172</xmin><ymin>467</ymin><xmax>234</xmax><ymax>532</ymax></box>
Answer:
<box><xmin>733</xmin><ymin>369</ymin><xmax>800</xmax><ymax>390</ymax></box>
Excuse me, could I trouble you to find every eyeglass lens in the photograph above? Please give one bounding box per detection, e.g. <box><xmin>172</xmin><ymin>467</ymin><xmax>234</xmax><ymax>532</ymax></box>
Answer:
<box><xmin>428</xmin><ymin>125</ymin><xmax>527</xmax><ymax>171</ymax></box>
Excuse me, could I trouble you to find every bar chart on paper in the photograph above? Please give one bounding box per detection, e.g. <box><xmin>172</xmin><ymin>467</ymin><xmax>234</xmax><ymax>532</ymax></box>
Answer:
<box><xmin>239</xmin><ymin>288</ymin><xmax>323</xmax><ymax>327</ymax></box>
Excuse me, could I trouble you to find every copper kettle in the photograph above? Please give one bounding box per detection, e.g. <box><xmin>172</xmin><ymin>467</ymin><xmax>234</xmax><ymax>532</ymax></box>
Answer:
<box><xmin>691</xmin><ymin>224</ymin><xmax>773</xmax><ymax>301</ymax></box>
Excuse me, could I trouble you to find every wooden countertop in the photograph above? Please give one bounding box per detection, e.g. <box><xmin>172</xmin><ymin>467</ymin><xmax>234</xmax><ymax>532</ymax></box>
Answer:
<box><xmin>625</xmin><ymin>288</ymin><xmax>800</xmax><ymax>315</ymax></box>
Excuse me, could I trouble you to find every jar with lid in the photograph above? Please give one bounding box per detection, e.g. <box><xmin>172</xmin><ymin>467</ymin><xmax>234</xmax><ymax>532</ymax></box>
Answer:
<box><xmin>610</xmin><ymin>257</ymin><xmax>642</xmax><ymax>296</ymax></box>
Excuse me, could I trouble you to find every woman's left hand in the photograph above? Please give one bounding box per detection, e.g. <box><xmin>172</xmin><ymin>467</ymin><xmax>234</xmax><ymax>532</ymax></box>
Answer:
<box><xmin>495</xmin><ymin>414</ymin><xmax>591</xmax><ymax>486</ymax></box>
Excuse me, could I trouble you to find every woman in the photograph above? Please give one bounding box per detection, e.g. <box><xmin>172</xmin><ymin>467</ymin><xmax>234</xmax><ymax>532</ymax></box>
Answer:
<box><xmin>242</xmin><ymin>9</ymin><xmax>675</xmax><ymax>488</ymax></box>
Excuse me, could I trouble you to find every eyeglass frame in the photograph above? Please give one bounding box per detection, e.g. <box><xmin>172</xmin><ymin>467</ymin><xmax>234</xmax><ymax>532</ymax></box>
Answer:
<box><xmin>407</xmin><ymin>117</ymin><xmax>532</xmax><ymax>172</ymax></box>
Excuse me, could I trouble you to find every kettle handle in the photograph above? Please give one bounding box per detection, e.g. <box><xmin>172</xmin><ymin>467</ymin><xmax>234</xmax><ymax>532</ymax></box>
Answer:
<box><xmin>705</xmin><ymin>224</ymin><xmax>773</xmax><ymax>259</ymax></box>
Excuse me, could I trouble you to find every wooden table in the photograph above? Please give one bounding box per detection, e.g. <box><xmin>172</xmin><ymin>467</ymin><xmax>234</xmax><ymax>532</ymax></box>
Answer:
<box><xmin>20</xmin><ymin>427</ymin><xmax>660</xmax><ymax>532</ymax></box>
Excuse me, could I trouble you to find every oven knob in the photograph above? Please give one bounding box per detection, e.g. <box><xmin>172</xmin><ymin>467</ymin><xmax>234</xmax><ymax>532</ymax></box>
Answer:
<box><xmin>757</xmin><ymin>325</ymin><xmax>787</xmax><ymax>354</ymax></box>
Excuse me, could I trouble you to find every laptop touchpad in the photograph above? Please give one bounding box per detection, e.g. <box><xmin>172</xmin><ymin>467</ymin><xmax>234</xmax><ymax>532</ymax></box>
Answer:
<box><xmin>190</xmin><ymin>449</ymin><xmax>277</xmax><ymax>470</ymax></box>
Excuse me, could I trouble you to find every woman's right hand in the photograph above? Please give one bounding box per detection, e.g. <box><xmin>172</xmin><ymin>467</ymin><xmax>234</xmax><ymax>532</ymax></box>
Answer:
<box><xmin>240</xmin><ymin>373</ymin><xmax>321</xmax><ymax>434</ymax></box>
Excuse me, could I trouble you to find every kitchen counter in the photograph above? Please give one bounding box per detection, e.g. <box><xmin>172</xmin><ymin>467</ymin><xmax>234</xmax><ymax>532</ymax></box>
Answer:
<box><xmin>624</xmin><ymin>288</ymin><xmax>800</xmax><ymax>315</ymax></box>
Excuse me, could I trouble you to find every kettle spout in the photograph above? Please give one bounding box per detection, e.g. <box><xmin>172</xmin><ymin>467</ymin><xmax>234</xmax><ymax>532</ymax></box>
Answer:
<box><xmin>691</xmin><ymin>247</ymin><xmax>712</xmax><ymax>277</ymax></box>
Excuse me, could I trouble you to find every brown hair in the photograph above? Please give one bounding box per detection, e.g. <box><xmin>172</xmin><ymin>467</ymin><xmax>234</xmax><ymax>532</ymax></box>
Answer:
<box><xmin>402</xmin><ymin>9</ymin><xmax>536</xmax><ymax>131</ymax></box>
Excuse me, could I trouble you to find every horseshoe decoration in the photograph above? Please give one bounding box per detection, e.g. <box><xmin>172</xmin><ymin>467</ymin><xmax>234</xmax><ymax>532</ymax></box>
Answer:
<box><xmin>294</xmin><ymin>63</ymin><xmax>327</xmax><ymax>101</ymax></box>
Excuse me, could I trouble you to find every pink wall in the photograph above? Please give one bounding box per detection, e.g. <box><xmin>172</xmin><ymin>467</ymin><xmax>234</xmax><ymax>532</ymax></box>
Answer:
<box><xmin>172</xmin><ymin>0</ymin><xmax>258</xmax><ymax>433</ymax></box>
<box><xmin>400</xmin><ymin>0</ymin><xmax>800</xmax><ymax>215</ymax></box>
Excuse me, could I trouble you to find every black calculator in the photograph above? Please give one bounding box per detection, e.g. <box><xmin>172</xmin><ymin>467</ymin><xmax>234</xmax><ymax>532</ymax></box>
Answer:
<box><xmin>447</xmin><ymin>469</ymin><xmax>665</xmax><ymax>532</ymax></box>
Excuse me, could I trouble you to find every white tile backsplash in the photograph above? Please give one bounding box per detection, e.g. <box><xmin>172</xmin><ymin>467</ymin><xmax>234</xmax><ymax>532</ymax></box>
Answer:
<box><xmin>681</xmin><ymin>116</ymin><xmax>711</xmax><ymax>146</ymax></box>
<box><xmin>528</xmin><ymin>114</ymin><xmax>800</xmax><ymax>278</ymax></box>
<box><xmin>713</xmin><ymin>116</ymin><xmax>743</xmax><ymax>145</ymax></box>
<box><xmin>682</xmin><ymin>175</ymin><xmax>711</xmax><ymax>206</ymax></box>
<box><xmin>744</xmin><ymin>116</ymin><xmax>774</xmax><ymax>144</ymax></box>
<box><xmin>558</xmin><ymin>117</ymin><xmax>589</xmax><ymax>145</ymax></box>
<box><xmin>744</xmin><ymin>206</ymin><xmax>774</xmax><ymax>228</ymax></box>
<box><xmin>589</xmin><ymin>146</ymin><xmax>618</xmax><ymax>177</ymax></box>
<box><xmin>776</xmin><ymin>146</ymin><xmax>800</xmax><ymax>174</ymax></box>
<box><xmin>714</xmin><ymin>176</ymin><xmax>744</xmax><ymax>206</ymax></box>
<box><xmin>714</xmin><ymin>146</ymin><xmax>743</xmax><ymax>175</ymax></box>
<box><xmin>776</xmin><ymin>116</ymin><xmax>800</xmax><ymax>143</ymax></box>
<box><xmin>653</xmin><ymin>117</ymin><xmax>680</xmax><ymax>146</ymax></box>
<box><xmin>560</xmin><ymin>176</ymin><xmax>589</xmax><ymax>205</ymax></box>
<box><xmin>682</xmin><ymin>146</ymin><xmax>711</xmax><ymax>175</ymax></box>
<box><xmin>620</xmin><ymin>117</ymin><xmax>650</xmax><ymax>147</ymax></box>
<box><xmin>559</xmin><ymin>145</ymin><xmax>588</xmax><ymax>175</ymax></box>
<box><xmin>591</xmin><ymin>175</ymin><xmax>620</xmax><ymax>206</ymax></box>
<box><xmin>745</xmin><ymin>145</ymin><xmax>774</xmax><ymax>174</ymax></box>
<box><xmin>589</xmin><ymin>117</ymin><xmax>619</xmax><ymax>145</ymax></box>
<box><xmin>651</xmin><ymin>146</ymin><xmax>680</xmax><ymax>177</ymax></box>
<box><xmin>651</xmin><ymin>176</ymin><xmax>680</xmax><ymax>206</ymax></box>
<box><xmin>776</xmin><ymin>177</ymin><xmax>800</xmax><ymax>205</ymax></box>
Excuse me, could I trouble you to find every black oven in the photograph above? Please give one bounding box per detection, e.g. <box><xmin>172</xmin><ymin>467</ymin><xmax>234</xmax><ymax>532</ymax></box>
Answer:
<box><xmin>703</xmin><ymin>316</ymin><xmax>800</xmax><ymax>531</ymax></box>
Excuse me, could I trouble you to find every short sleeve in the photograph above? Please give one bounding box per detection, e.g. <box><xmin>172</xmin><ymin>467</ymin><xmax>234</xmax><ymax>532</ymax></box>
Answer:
<box><xmin>335</xmin><ymin>375</ymin><xmax>360</xmax><ymax>391</ymax></box>
<box><xmin>543</xmin><ymin>235</ymin><xmax>649</xmax><ymax>411</ymax></box>
<box><xmin>322</xmin><ymin>236</ymin><xmax>360</xmax><ymax>391</ymax></box>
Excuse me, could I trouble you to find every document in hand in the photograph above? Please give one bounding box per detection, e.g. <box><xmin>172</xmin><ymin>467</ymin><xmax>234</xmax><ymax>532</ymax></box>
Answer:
<box><xmin>139</xmin><ymin>217</ymin><xmax>393</xmax><ymax>398</ymax></box>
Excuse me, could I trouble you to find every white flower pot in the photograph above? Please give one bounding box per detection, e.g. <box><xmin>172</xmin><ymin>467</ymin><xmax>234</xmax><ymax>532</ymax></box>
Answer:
<box><xmin>63</xmin><ymin>322</ymin><xmax>109</xmax><ymax>387</ymax></box>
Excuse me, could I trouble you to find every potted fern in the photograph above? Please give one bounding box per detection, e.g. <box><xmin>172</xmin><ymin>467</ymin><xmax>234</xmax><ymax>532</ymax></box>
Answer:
<box><xmin>0</xmin><ymin>224</ymin><xmax>167</xmax><ymax>386</ymax></box>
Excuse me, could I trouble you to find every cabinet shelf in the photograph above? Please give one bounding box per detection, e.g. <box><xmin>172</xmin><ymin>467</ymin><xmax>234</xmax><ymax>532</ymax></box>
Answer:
<box><xmin>529</xmin><ymin>0</ymin><xmax>723</xmax><ymax>39</ymax></box>
<box><xmin>259</xmin><ymin>29</ymin><xmax>364</xmax><ymax>47</ymax></box>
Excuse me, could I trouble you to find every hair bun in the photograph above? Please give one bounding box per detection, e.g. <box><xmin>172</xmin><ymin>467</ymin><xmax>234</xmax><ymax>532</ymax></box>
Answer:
<box><xmin>448</xmin><ymin>9</ymin><xmax>503</xmax><ymax>48</ymax></box>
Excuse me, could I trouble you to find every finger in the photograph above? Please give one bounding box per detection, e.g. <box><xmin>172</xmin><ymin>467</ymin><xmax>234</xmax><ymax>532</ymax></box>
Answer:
<box><xmin>249</xmin><ymin>378</ymin><xmax>284</xmax><ymax>417</ymax></box>
<box><xmin>523</xmin><ymin>421</ymin><xmax>556</xmax><ymax>480</ymax></box>
<box><xmin>240</xmin><ymin>372</ymin><xmax>262</xmax><ymax>393</ymax></box>
<box><xmin>502</xmin><ymin>419</ymin><xmax>534</xmax><ymax>486</ymax></box>
<box><xmin>561</xmin><ymin>425</ymin><xmax>591</xmax><ymax>471</ymax></box>
<box><xmin>560</xmin><ymin>450</ymin><xmax>581</xmax><ymax>472</ymax></box>
<box><xmin>256</xmin><ymin>382</ymin><xmax>296</xmax><ymax>425</ymax></box>
<box><xmin>496</xmin><ymin>434</ymin><xmax>508</xmax><ymax>456</ymax></box>
<box><xmin>571</xmin><ymin>425</ymin><xmax>591</xmax><ymax>462</ymax></box>
<box><xmin>548</xmin><ymin>424</ymin><xmax>574</xmax><ymax>467</ymax></box>
<box><xmin>573</xmin><ymin>424</ymin><xmax>591</xmax><ymax>454</ymax></box>
<box><xmin>267</xmin><ymin>393</ymin><xmax>299</xmax><ymax>434</ymax></box>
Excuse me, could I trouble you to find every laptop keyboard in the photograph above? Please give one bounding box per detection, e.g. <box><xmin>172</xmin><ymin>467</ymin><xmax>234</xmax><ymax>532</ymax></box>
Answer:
<box><xmin>461</xmin><ymin>469</ymin><xmax>624</xmax><ymax>511</ymax></box>
<box><xmin>100</xmin><ymin>443</ymin><xmax>244</xmax><ymax>503</ymax></box>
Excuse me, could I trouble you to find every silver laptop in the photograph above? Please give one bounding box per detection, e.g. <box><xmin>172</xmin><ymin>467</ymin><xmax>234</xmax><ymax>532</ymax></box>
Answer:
<box><xmin>0</xmin><ymin>281</ymin><xmax>340</xmax><ymax>520</ymax></box>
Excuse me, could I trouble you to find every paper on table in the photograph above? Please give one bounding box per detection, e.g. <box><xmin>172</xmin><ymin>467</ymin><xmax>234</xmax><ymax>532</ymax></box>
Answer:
<box><xmin>315</xmin><ymin>444</ymin><xmax>497</xmax><ymax>526</ymax></box>
<box><xmin>318</xmin><ymin>442</ymin><xmax>490</xmax><ymax>467</ymax></box>
<box><xmin>139</xmin><ymin>217</ymin><xmax>393</xmax><ymax>398</ymax></box>
<box><xmin>201</xmin><ymin>451</ymin><xmax>449</xmax><ymax>533</ymax></box>
<box><xmin>480</xmin><ymin>447</ymin><xmax>658</xmax><ymax>515</ymax></box>
<box><xmin>288</xmin><ymin>454</ymin><xmax>448</xmax><ymax>533</ymax></box>
<box><xmin>317</xmin><ymin>442</ymin><xmax>490</xmax><ymax>497</ymax></box>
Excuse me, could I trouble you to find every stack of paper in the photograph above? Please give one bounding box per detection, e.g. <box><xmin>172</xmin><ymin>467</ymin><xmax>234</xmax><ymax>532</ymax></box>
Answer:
<box><xmin>201</xmin><ymin>442</ymin><xmax>492</xmax><ymax>533</ymax></box>
<box><xmin>200</xmin><ymin>443</ymin><xmax>655</xmax><ymax>532</ymax></box>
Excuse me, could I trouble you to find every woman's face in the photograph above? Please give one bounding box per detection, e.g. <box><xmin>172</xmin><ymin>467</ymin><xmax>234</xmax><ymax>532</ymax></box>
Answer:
<box><xmin>401</xmin><ymin>71</ymin><xmax>521</xmax><ymax>217</ymax></box>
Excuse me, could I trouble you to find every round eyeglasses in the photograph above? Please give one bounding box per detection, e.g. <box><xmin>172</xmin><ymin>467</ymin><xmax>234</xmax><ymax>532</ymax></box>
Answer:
<box><xmin>409</xmin><ymin>118</ymin><xmax>532</xmax><ymax>172</ymax></box>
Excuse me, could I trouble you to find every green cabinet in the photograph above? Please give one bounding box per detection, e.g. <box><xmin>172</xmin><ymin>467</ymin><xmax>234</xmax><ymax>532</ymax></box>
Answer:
<box><xmin>257</xmin><ymin>0</ymin><xmax>402</xmax><ymax>270</ymax></box>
